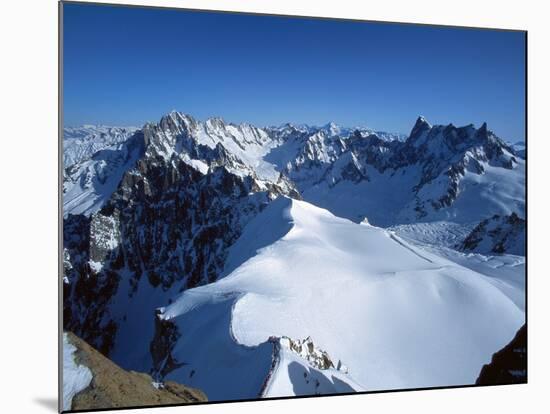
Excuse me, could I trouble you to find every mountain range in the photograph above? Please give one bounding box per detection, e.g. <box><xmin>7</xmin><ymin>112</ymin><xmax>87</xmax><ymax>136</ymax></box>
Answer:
<box><xmin>62</xmin><ymin>111</ymin><xmax>526</xmax><ymax>407</ymax></box>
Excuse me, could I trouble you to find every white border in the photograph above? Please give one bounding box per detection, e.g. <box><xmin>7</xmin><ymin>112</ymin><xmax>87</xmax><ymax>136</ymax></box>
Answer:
<box><xmin>1</xmin><ymin>1</ymin><xmax>548</xmax><ymax>413</ymax></box>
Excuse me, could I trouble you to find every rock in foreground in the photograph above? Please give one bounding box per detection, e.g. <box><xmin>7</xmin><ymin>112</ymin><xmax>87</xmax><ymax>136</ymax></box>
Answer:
<box><xmin>476</xmin><ymin>324</ymin><xmax>527</xmax><ymax>385</ymax></box>
<box><xmin>64</xmin><ymin>332</ymin><xmax>206</xmax><ymax>411</ymax></box>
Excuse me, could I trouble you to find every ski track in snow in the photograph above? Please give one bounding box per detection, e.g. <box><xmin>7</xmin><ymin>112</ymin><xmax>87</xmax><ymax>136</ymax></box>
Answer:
<box><xmin>391</xmin><ymin>224</ymin><xmax>526</xmax><ymax>310</ymax></box>
<box><xmin>388</xmin><ymin>233</ymin><xmax>434</xmax><ymax>263</ymax></box>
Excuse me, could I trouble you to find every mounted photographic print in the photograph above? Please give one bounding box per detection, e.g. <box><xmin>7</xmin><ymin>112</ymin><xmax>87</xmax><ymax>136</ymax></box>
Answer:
<box><xmin>60</xmin><ymin>1</ymin><xmax>527</xmax><ymax>412</ymax></box>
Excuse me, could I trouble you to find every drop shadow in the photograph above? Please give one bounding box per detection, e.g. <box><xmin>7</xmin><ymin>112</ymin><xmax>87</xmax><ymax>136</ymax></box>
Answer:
<box><xmin>33</xmin><ymin>397</ymin><xmax>58</xmax><ymax>412</ymax></box>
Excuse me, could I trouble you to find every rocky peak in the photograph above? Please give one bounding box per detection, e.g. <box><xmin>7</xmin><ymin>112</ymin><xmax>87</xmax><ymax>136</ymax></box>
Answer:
<box><xmin>478</xmin><ymin>121</ymin><xmax>488</xmax><ymax>135</ymax></box>
<box><xmin>408</xmin><ymin>116</ymin><xmax>432</xmax><ymax>142</ymax></box>
<box><xmin>274</xmin><ymin>335</ymin><xmax>349</xmax><ymax>374</ymax></box>
<box><xmin>204</xmin><ymin>116</ymin><xmax>227</xmax><ymax>133</ymax></box>
<box><xmin>159</xmin><ymin>112</ymin><xmax>196</xmax><ymax>136</ymax></box>
<box><xmin>322</xmin><ymin>121</ymin><xmax>341</xmax><ymax>137</ymax></box>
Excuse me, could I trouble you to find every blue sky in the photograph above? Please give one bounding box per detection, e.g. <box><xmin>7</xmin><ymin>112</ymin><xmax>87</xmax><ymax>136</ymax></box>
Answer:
<box><xmin>63</xmin><ymin>2</ymin><xmax>526</xmax><ymax>141</ymax></box>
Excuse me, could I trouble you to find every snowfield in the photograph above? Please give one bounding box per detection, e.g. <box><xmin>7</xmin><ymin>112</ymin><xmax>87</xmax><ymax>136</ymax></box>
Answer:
<box><xmin>159</xmin><ymin>197</ymin><xmax>525</xmax><ymax>399</ymax></box>
<box><xmin>63</xmin><ymin>333</ymin><xmax>93</xmax><ymax>410</ymax></box>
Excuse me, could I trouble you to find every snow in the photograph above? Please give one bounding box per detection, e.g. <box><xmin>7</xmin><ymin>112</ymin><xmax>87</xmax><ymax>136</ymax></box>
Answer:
<box><xmin>88</xmin><ymin>260</ymin><xmax>103</xmax><ymax>274</ymax></box>
<box><xmin>303</xmin><ymin>164</ymin><xmax>423</xmax><ymax>226</ymax></box>
<box><xmin>160</xmin><ymin>197</ymin><xmax>524</xmax><ymax>399</ymax></box>
<box><xmin>181</xmin><ymin>155</ymin><xmax>209</xmax><ymax>174</ymax></box>
<box><xmin>174</xmin><ymin>113</ymin><xmax>282</xmax><ymax>182</ymax></box>
<box><xmin>64</xmin><ymin>125</ymin><xmax>138</xmax><ymax>167</ymax></box>
<box><xmin>161</xmin><ymin>296</ymin><xmax>275</xmax><ymax>401</ymax></box>
<box><xmin>63</xmin><ymin>114</ymin><xmax>523</xmax><ymax>228</ymax></box>
<box><xmin>391</xmin><ymin>222</ymin><xmax>525</xmax><ymax>310</ymax></box>
<box><xmin>509</xmin><ymin>141</ymin><xmax>526</xmax><ymax>159</ymax></box>
<box><xmin>301</xmin><ymin>153</ymin><xmax>525</xmax><ymax>227</ymax></box>
<box><xmin>63</xmin><ymin>135</ymin><xmax>144</xmax><ymax>217</ymax></box>
<box><xmin>262</xmin><ymin>339</ymin><xmax>364</xmax><ymax>398</ymax></box>
<box><xmin>409</xmin><ymin>158</ymin><xmax>525</xmax><ymax>223</ymax></box>
<box><xmin>389</xmin><ymin>221</ymin><xmax>477</xmax><ymax>248</ymax></box>
<box><xmin>61</xmin><ymin>113</ymin><xmax>525</xmax><ymax>403</ymax></box>
<box><xmin>63</xmin><ymin>333</ymin><xmax>93</xmax><ymax>411</ymax></box>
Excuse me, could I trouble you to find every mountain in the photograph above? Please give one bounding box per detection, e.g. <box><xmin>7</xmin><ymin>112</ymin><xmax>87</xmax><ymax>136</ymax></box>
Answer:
<box><xmin>458</xmin><ymin>213</ymin><xmax>526</xmax><ymax>256</ymax></box>
<box><xmin>301</xmin><ymin>117</ymin><xmax>524</xmax><ymax>225</ymax></box>
<box><xmin>62</xmin><ymin>111</ymin><xmax>525</xmax><ymax>404</ymax></box>
<box><xmin>64</xmin><ymin>125</ymin><xmax>139</xmax><ymax>167</ymax></box>
<box><xmin>267</xmin><ymin>121</ymin><xmax>407</xmax><ymax>142</ymax></box>
<box><xmin>508</xmin><ymin>141</ymin><xmax>526</xmax><ymax>159</ymax></box>
<box><xmin>63</xmin><ymin>131</ymin><xmax>146</xmax><ymax>217</ymax></box>
<box><xmin>64</xmin><ymin>113</ymin><xmax>524</xmax><ymax>226</ymax></box>
<box><xmin>63</xmin><ymin>113</ymin><xmax>299</xmax><ymax>363</ymax></box>
<box><xmin>153</xmin><ymin>197</ymin><xmax>523</xmax><ymax>398</ymax></box>
<box><xmin>63</xmin><ymin>332</ymin><xmax>206</xmax><ymax>411</ymax></box>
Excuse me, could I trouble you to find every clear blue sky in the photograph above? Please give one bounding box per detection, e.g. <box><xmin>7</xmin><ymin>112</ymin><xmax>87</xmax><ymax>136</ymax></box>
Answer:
<box><xmin>63</xmin><ymin>2</ymin><xmax>526</xmax><ymax>141</ymax></box>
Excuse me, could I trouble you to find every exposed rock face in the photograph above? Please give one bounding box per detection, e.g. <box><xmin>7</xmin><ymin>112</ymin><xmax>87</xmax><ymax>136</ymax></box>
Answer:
<box><xmin>278</xmin><ymin>336</ymin><xmax>340</xmax><ymax>371</ymax></box>
<box><xmin>64</xmin><ymin>332</ymin><xmax>206</xmax><ymax>411</ymax></box>
<box><xmin>63</xmin><ymin>214</ymin><xmax>119</xmax><ymax>356</ymax></box>
<box><xmin>459</xmin><ymin>213</ymin><xmax>526</xmax><ymax>255</ymax></box>
<box><xmin>150</xmin><ymin>312</ymin><xmax>184</xmax><ymax>380</ymax></box>
<box><xmin>476</xmin><ymin>324</ymin><xmax>527</xmax><ymax>385</ymax></box>
<box><xmin>388</xmin><ymin>118</ymin><xmax>518</xmax><ymax>218</ymax></box>
<box><xmin>63</xmin><ymin>114</ymin><xmax>298</xmax><ymax>358</ymax></box>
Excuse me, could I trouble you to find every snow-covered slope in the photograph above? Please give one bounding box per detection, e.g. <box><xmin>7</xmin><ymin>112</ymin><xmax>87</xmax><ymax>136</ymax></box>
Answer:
<box><xmin>300</xmin><ymin>118</ymin><xmax>524</xmax><ymax>225</ymax></box>
<box><xmin>262</xmin><ymin>336</ymin><xmax>364</xmax><ymax>398</ymax></box>
<box><xmin>63</xmin><ymin>333</ymin><xmax>93</xmax><ymax>410</ymax></box>
<box><xmin>509</xmin><ymin>141</ymin><xmax>526</xmax><ymax>159</ymax></box>
<box><xmin>63</xmin><ymin>131</ymin><xmax>145</xmax><ymax>216</ymax></box>
<box><xmin>64</xmin><ymin>125</ymin><xmax>139</xmax><ymax>167</ymax></box>
<box><xmin>154</xmin><ymin>197</ymin><xmax>524</xmax><ymax>399</ymax></box>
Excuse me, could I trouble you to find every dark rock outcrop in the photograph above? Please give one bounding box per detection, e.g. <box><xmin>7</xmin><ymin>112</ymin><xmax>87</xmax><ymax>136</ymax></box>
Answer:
<box><xmin>459</xmin><ymin>213</ymin><xmax>526</xmax><ymax>255</ymax></box>
<box><xmin>476</xmin><ymin>324</ymin><xmax>527</xmax><ymax>385</ymax></box>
